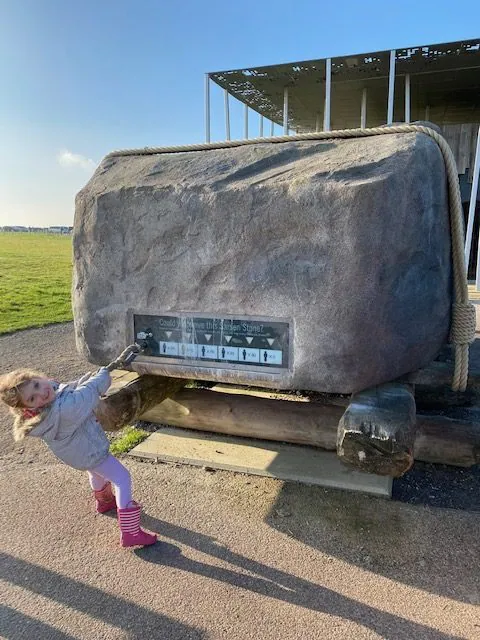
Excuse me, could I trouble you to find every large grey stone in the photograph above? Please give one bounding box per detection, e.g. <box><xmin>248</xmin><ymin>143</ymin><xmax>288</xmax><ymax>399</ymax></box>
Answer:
<box><xmin>73</xmin><ymin>134</ymin><xmax>451</xmax><ymax>393</ymax></box>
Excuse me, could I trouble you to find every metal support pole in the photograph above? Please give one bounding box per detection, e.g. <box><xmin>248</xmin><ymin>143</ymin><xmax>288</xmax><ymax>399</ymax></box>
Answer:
<box><xmin>463</xmin><ymin>128</ymin><xmax>480</xmax><ymax>286</ymax></box>
<box><xmin>259</xmin><ymin>115</ymin><xmax>264</xmax><ymax>138</ymax></box>
<box><xmin>224</xmin><ymin>90</ymin><xmax>230</xmax><ymax>141</ymax></box>
<box><xmin>205</xmin><ymin>74</ymin><xmax>210</xmax><ymax>143</ymax></box>
<box><xmin>283</xmin><ymin>87</ymin><xmax>289</xmax><ymax>135</ymax></box>
<box><xmin>244</xmin><ymin>104</ymin><xmax>249</xmax><ymax>139</ymax></box>
<box><xmin>270</xmin><ymin>120</ymin><xmax>274</xmax><ymax>137</ymax></box>
<box><xmin>361</xmin><ymin>88</ymin><xmax>367</xmax><ymax>128</ymax></box>
<box><xmin>387</xmin><ymin>49</ymin><xmax>396</xmax><ymax>124</ymax></box>
<box><xmin>324</xmin><ymin>58</ymin><xmax>331</xmax><ymax>132</ymax></box>
<box><xmin>405</xmin><ymin>73</ymin><xmax>411</xmax><ymax>123</ymax></box>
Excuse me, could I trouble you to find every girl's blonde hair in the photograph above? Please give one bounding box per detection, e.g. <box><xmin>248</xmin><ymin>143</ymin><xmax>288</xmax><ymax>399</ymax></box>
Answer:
<box><xmin>0</xmin><ymin>368</ymin><xmax>49</xmax><ymax>440</ymax></box>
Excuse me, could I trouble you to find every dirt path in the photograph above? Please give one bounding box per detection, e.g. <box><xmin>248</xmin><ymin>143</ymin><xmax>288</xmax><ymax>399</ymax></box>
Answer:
<box><xmin>0</xmin><ymin>323</ymin><xmax>479</xmax><ymax>639</ymax></box>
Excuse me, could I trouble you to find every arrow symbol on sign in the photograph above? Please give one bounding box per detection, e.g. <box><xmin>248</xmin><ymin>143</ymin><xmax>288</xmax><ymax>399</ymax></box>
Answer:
<box><xmin>205</xmin><ymin>334</ymin><xmax>212</xmax><ymax>342</ymax></box>
<box><xmin>246</xmin><ymin>337</ymin><xmax>254</xmax><ymax>345</ymax></box>
<box><xmin>267</xmin><ymin>338</ymin><xmax>274</xmax><ymax>347</ymax></box>
<box><xmin>166</xmin><ymin>331</ymin><xmax>172</xmax><ymax>339</ymax></box>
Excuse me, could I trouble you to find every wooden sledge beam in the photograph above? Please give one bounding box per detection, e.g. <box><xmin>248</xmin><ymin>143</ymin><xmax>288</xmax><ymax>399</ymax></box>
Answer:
<box><xmin>95</xmin><ymin>371</ymin><xmax>186</xmax><ymax>432</ymax></box>
<box><xmin>142</xmin><ymin>386</ymin><xmax>342</xmax><ymax>449</ymax></box>
<box><xmin>140</xmin><ymin>386</ymin><xmax>480</xmax><ymax>470</ymax></box>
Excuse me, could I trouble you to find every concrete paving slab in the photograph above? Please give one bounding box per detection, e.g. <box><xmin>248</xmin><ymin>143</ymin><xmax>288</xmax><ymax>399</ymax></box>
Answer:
<box><xmin>129</xmin><ymin>428</ymin><xmax>393</xmax><ymax>497</ymax></box>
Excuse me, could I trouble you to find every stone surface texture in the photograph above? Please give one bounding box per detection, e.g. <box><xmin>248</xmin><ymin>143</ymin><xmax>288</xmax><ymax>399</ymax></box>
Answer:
<box><xmin>73</xmin><ymin>134</ymin><xmax>451</xmax><ymax>393</ymax></box>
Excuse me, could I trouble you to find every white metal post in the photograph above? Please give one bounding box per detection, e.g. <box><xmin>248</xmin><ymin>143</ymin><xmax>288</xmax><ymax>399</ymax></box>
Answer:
<box><xmin>463</xmin><ymin>128</ymin><xmax>480</xmax><ymax>286</ymax></box>
<box><xmin>324</xmin><ymin>58</ymin><xmax>331</xmax><ymax>132</ymax></box>
<box><xmin>387</xmin><ymin>49</ymin><xmax>396</xmax><ymax>124</ymax></box>
<box><xmin>361</xmin><ymin>88</ymin><xmax>367</xmax><ymax>128</ymax></box>
<box><xmin>466</xmin><ymin>127</ymin><xmax>480</xmax><ymax>267</ymax></box>
<box><xmin>244</xmin><ymin>104</ymin><xmax>249</xmax><ymax>139</ymax></box>
<box><xmin>270</xmin><ymin>120</ymin><xmax>274</xmax><ymax>137</ymax></box>
<box><xmin>259</xmin><ymin>115</ymin><xmax>264</xmax><ymax>138</ymax></box>
<box><xmin>405</xmin><ymin>73</ymin><xmax>411</xmax><ymax>123</ymax></box>
<box><xmin>283</xmin><ymin>87</ymin><xmax>289</xmax><ymax>135</ymax></box>
<box><xmin>224</xmin><ymin>89</ymin><xmax>230</xmax><ymax>141</ymax></box>
<box><xmin>205</xmin><ymin>74</ymin><xmax>210</xmax><ymax>143</ymax></box>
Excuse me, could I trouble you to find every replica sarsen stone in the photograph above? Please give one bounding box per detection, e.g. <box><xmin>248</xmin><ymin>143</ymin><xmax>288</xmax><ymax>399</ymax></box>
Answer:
<box><xmin>73</xmin><ymin>134</ymin><xmax>451</xmax><ymax>393</ymax></box>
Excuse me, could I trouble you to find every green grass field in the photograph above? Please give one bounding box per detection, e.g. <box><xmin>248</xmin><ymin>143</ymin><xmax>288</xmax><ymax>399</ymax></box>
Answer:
<box><xmin>0</xmin><ymin>232</ymin><xmax>73</xmax><ymax>335</ymax></box>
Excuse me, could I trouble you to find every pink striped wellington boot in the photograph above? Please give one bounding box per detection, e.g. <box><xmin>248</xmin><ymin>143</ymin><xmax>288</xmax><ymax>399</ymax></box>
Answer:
<box><xmin>94</xmin><ymin>481</ymin><xmax>117</xmax><ymax>513</ymax></box>
<box><xmin>117</xmin><ymin>501</ymin><xmax>157</xmax><ymax>547</ymax></box>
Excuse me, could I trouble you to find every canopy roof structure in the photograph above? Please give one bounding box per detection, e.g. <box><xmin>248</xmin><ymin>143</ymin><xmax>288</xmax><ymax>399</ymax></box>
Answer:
<box><xmin>209</xmin><ymin>39</ymin><xmax>480</xmax><ymax>131</ymax></box>
<box><xmin>207</xmin><ymin>38</ymin><xmax>480</xmax><ymax>288</ymax></box>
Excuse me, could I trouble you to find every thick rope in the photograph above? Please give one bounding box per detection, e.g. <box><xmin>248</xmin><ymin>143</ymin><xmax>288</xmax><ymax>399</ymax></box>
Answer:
<box><xmin>106</xmin><ymin>125</ymin><xmax>476</xmax><ymax>391</ymax></box>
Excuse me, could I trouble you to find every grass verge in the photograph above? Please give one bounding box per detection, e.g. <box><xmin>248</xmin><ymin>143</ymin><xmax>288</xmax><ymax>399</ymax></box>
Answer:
<box><xmin>110</xmin><ymin>426</ymin><xmax>150</xmax><ymax>456</ymax></box>
<box><xmin>0</xmin><ymin>232</ymin><xmax>73</xmax><ymax>334</ymax></box>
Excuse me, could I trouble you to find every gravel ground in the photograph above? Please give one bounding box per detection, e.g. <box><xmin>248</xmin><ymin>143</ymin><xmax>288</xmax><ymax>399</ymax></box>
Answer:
<box><xmin>0</xmin><ymin>323</ymin><xmax>479</xmax><ymax>639</ymax></box>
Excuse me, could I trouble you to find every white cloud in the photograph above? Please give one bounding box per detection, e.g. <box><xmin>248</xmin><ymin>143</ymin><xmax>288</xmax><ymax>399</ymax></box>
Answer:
<box><xmin>57</xmin><ymin>149</ymin><xmax>96</xmax><ymax>171</ymax></box>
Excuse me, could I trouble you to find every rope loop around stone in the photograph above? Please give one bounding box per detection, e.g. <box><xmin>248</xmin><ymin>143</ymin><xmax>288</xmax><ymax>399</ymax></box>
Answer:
<box><xmin>450</xmin><ymin>302</ymin><xmax>477</xmax><ymax>345</ymax></box>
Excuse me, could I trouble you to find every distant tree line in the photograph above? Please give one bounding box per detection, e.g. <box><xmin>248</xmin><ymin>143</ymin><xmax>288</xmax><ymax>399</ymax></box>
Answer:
<box><xmin>0</xmin><ymin>225</ymin><xmax>73</xmax><ymax>234</ymax></box>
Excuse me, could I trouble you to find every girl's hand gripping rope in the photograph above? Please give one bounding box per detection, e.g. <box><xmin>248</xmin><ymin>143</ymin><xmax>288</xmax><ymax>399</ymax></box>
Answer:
<box><xmin>106</xmin><ymin>344</ymin><xmax>143</xmax><ymax>372</ymax></box>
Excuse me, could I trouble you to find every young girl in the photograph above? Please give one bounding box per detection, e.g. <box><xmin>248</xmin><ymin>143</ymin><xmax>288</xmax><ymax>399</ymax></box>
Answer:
<box><xmin>0</xmin><ymin>345</ymin><xmax>156</xmax><ymax>548</ymax></box>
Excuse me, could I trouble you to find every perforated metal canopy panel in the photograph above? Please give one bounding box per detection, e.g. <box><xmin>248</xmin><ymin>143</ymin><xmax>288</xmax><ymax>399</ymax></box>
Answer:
<box><xmin>209</xmin><ymin>39</ymin><xmax>480</xmax><ymax>130</ymax></box>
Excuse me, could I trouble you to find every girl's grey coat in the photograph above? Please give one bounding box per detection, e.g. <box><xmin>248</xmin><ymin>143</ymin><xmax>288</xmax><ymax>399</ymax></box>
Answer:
<box><xmin>29</xmin><ymin>368</ymin><xmax>111</xmax><ymax>470</ymax></box>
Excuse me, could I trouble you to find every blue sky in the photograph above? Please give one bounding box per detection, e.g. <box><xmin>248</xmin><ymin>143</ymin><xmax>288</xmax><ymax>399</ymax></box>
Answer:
<box><xmin>1</xmin><ymin>0</ymin><xmax>479</xmax><ymax>226</ymax></box>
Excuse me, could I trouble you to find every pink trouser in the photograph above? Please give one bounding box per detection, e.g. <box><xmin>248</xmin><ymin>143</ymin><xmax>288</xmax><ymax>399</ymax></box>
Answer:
<box><xmin>87</xmin><ymin>454</ymin><xmax>132</xmax><ymax>508</ymax></box>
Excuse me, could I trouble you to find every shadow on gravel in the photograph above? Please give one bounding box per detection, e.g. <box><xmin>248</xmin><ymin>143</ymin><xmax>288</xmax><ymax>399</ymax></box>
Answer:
<box><xmin>0</xmin><ymin>552</ymin><xmax>204</xmax><ymax>640</ymax></box>
<box><xmin>0</xmin><ymin>604</ymin><xmax>76</xmax><ymax>640</ymax></box>
<box><xmin>260</xmin><ymin>465</ymin><xmax>479</xmax><ymax>607</ymax></box>
<box><xmin>137</xmin><ymin>517</ymin><xmax>466</xmax><ymax>640</ymax></box>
